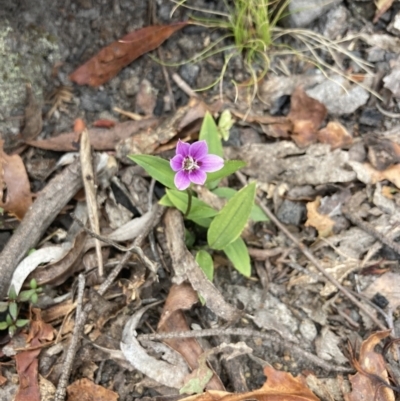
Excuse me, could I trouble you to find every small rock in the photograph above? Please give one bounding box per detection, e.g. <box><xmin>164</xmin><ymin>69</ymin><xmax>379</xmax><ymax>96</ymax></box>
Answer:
<box><xmin>277</xmin><ymin>199</ymin><xmax>306</xmax><ymax>226</ymax></box>
<box><xmin>81</xmin><ymin>91</ymin><xmax>111</xmax><ymax>112</ymax></box>
<box><xmin>387</xmin><ymin>11</ymin><xmax>400</xmax><ymax>36</ymax></box>
<box><xmin>383</xmin><ymin>56</ymin><xmax>400</xmax><ymax>98</ymax></box>
<box><xmin>178</xmin><ymin>64</ymin><xmax>200</xmax><ymax>86</ymax></box>
<box><xmin>306</xmin><ymin>76</ymin><xmax>369</xmax><ymax>115</ymax></box>
<box><xmin>367</xmin><ymin>47</ymin><xmax>386</xmax><ymax>62</ymax></box>
<box><xmin>288</xmin><ymin>0</ymin><xmax>341</xmax><ymax>27</ymax></box>
<box><xmin>322</xmin><ymin>6</ymin><xmax>349</xmax><ymax>39</ymax></box>
<box><xmin>135</xmin><ymin>79</ymin><xmax>157</xmax><ymax>116</ymax></box>
<box><xmin>121</xmin><ymin>75</ymin><xmax>140</xmax><ymax>96</ymax></box>
<box><xmin>299</xmin><ymin>319</ymin><xmax>318</xmax><ymax>342</ymax></box>
<box><xmin>359</xmin><ymin>107</ymin><xmax>383</xmax><ymax>127</ymax></box>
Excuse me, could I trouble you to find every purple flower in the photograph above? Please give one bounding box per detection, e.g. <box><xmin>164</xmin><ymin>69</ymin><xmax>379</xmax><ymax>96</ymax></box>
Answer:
<box><xmin>170</xmin><ymin>140</ymin><xmax>224</xmax><ymax>190</ymax></box>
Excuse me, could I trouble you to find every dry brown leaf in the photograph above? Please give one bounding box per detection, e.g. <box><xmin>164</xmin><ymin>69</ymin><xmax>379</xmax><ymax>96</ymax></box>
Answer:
<box><xmin>288</xmin><ymin>87</ymin><xmax>327</xmax><ymax>148</ymax></box>
<box><xmin>365</xmin><ymin>135</ymin><xmax>400</xmax><ymax>171</ymax></box>
<box><xmin>0</xmin><ymin>139</ymin><xmax>32</xmax><ymax>219</ymax></box>
<box><xmin>178</xmin><ymin>366</ymin><xmax>320</xmax><ymax>401</ymax></box>
<box><xmin>21</xmin><ymin>84</ymin><xmax>43</xmax><ymax>141</ymax></box>
<box><xmin>158</xmin><ymin>284</ymin><xmax>225</xmax><ymax>391</ymax></box>
<box><xmin>66</xmin><ymin>378</ymin><xmax>118</xmax><ymax>401</ymax></box>
<box><xmin>70</xmin><ymin>23</ymin><xmax>187</xmax><ymax>87</ymax></box>
<box><xmin>27</xmin><ymin>119</ymin><xmax>157</xmax><ymax>152</ymax></box>
<box><xmin>345</xmin><ymin>330</ymin><xmax>394</xmax><ymax>401</ymax></box>
<box><xmin>350</xmin><ymin>162</ymin><xmax>400</xmax><ymax>189</ymax></box>
<box><xmin>317</xmin><ymin>121</ymin><xmax>353</xmax><ymax>150</ymax></box>
<box><xmin>305</xmin><ymin>197</ymin><xmax>335</xmax><ymax>237</ymax></box>
<box><xmin>374</xmin><ymin>0</ymin><xmax>394</xmax><ymax>24</ymax></box>
<box><xmin>15</xmin><ymin>310</ymin><xmax>54</xmax><ymax>401</ymax></box>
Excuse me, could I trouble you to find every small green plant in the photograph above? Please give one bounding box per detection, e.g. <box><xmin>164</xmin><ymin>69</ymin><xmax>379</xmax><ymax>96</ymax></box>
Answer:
<box><xmin>130</xmin><ymin>112</ymin><xmax>268</xmax><ymax>283</ymax></box>
<box><xmin>167</xmin><ymin>0</ymin><xmax>378</xmax><ymax>103</ymax></box>
<box><xmin>0</xmin><ymin>279</ymin><xmax>42</xmax><ymax>337</ymax></box>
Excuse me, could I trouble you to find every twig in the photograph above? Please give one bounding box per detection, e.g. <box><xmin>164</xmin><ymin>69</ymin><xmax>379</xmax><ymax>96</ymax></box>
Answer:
<box><xmin>342</xmin><ymin>205</ymin><xmax>400</xmax><ymax>256</ymax></box>
<box><xmin>55</xmin><ymin>275</ymin><xmax>89</xmax><ymax>401</ymax></box>
<box><xmin>71</xmin><ymin>213</ymin><xmax>157</xmax><ymax>273</ymax></box>
<box><xmin>172</xmin><ymin>73</ymin><xmax>199</xmax><ymax>98</ymax></box>
<box><xmin>0</xmin><ymin>159</ymin><xmax>83</xmax><ymax>299</ymax></box>
<box><xmin>235</xmin><ymin>172</ymin><xmax>387</xmax><ymax>331</ymax></box>
<box><xmin>137</xmin><ymin>328</ymin><xmax>352</xmax><ymax>373</ymax></box>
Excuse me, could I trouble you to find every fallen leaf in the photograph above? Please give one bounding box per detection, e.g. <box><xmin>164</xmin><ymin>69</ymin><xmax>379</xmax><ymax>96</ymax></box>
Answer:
<box><xmin>92</xmin><ymin>119</ymin><xmax>116</xmax><ymax>128</ymax></box>
<box><xmin>374</xmin><ymin>0</ymin><xmax>394</xmax><ymax>24</ymax></box>
<box><xmin>317</xmin><ymin>121</ymin><xmax>353</xmax><ymax>149</ymax></box>
<box><xmin>288</xmin><ymin>87</ymin><xmax>327</xmax><ymax>148</ymax></box>
<box><xmin>27</xmin><ymin>119</ymin><xmax>157</xmax><ymax>152</ymax></box>
<box><xmin>349</xmin><ymin>161</ymin><xmax>400</xmax><ymax>189</ymax></box>
<box><xmin>364</xmin><ymin>135</ymin><xmax>400</xmax><ymax>171</ymax></box>
<box><xmin>15</xmin><ymin>310</ymin><xmax>54</xmax><ymax>401</ymax></box>
<box><xmin>158</xmin><ymin>283</ymin><xmax>225</xmax><ymax>391</ymax></box>
<box><xmin>305</xmin><ymin>197</ymin><xmax>335</xmax><ymax>237</ymax></box>
<box><xmin>70</xmin><ymin>23</ymin><xmax>187</xmax><ymax>87</ymax></box>
<box><xmin>136</xmin><ymin>79</ymin><xmax>157</xmax><ymax>116</ymax></box>
<box><xmin>345</xmin><ymin>330</ymin><xmax>394</xmax><ymax>401</ymax></box>
<box><xmin>0</xmin><ymin>139</ymin><xmax>32</xmax><ymax>219</ymax></box>
<box><xmin>21</xmin><ymin>84</ymin><xmax>42</xmax><ymax>141</ymax></box>
<box><xmin>67</xmin><ymin>378</ymin><xmax>118</xmax><ymax>401</ymax></box>
<box><xmin>175</xmin><ymin>365</ymin><xmax>320</xmax><ymax>401</ymax></box>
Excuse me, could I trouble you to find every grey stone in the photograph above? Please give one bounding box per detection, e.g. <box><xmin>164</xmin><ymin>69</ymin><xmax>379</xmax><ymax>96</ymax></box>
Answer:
<box><xmin>322</xmin><ymin>6</ymin><xmax>349</xmax><ymax>39</ymax></box>
<box><xmin>178</xmin><ymin>64</ymin><xmax>200</xmax><ymax>86</ymax></box>
<box><xmin>306</xmin><ymin>75</ymin><xmax>369</xmax><ymax>115</ymax></box>
<box><xmin>367</xmin><ymin>47</ymin><xmax>386</xmax><ymax>62</ymax></box>
<box><xmin>288</xmin><ymin>0</ymin><xmax>342</xmax><ymax>27</ymax></box>
<box><xmin>299</xmin><ymin>319</ymin><xmax>318</xmax><ymax>342</ymax></box>
<box><xmin>359</xmin><ymin>108</ymin><xmax>383</xmax><ymax>127</ymax></box>
<box><xmin>121</xmin><ymin>75</ymin><xmax>140</xmax><ymax>96</ymax></box>
<box><xmin>277</xmin><ymin>199</ymin><xmax>306</xmax><ymax>226</ymax></box>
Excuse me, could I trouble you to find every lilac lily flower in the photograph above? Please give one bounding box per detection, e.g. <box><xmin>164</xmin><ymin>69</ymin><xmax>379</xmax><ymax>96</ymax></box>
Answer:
<box><xmin>170</xmin><ymin>140</ymin><xmax>224</xmax><ymax>190</ymax></box>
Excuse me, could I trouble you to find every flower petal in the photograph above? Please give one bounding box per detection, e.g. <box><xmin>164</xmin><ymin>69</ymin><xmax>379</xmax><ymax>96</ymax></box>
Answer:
<box><xmin>176</xmin><ymin>140</ymin><xmax>190</xmax><ymax>158</ymax></box>
<box><xmin>189</xmin><ymin>140</ymin><xmax>208</xmax><ymax>160</ymax></box>
<box><xmin>188</xmin><ymin>169</ymin><xmax>207</xmax><ymax>185</ymax></box>
<box><xmin>198</xmin><ymin>154</ymin><xmax>224</xmax><ymax>172</ymax></box>
<box><xmin>170</xmin><ymin>154</ymin><xmax>184</xmax><ymax>172</ymax></box>
<box><xmin>174</xmin><ymin>170</ymin><xmax>191</xmax><ymax>190</ymax></box>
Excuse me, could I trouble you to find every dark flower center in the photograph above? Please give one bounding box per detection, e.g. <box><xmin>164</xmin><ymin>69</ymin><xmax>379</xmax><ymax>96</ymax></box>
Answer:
<box><xmin>183</xmin><ymin>156</ymin><xmax>199</xmax><ymax>172</ymax></box>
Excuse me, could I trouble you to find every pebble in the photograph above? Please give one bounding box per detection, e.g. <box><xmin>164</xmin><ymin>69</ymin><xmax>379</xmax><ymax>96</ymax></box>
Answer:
<box><xmin>179</xmin><ymin>64</ymin><xmax>200</xmax><ymax>86</ymax></box>
<box><xmin>276</xmin><ymin>200</ymin><xmax>306</xmax><ymax>226</ymax></box>
<box><xmin>359</xmin><ymin>107</ymin><xmax>383</xmax><ymax>127</ymax></box>
<box><xmin>288</xmin><ymin>0</ymin><xmax>341</xmax><ymax>27</ymax></box>
<box><xmin>121</xmin><ymin>75</ymin><xmax>140</xmax><ymax>97</ymax></box>
<box><xmin>299</xmin><ymin>319</ymin><xmax>318</xmax><ymax>342</ymax></box>
<box><xmin>322</xmin><ymin>5</ymin><xmax>349</xmax><ymax>39</ymax></box>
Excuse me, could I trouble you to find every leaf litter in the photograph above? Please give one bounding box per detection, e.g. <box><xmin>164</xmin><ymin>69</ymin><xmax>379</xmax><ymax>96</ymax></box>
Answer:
<box><xmin>3</xmin><ymin>2</ymin><xmax>400</xmax><ymax>401</ymax></box>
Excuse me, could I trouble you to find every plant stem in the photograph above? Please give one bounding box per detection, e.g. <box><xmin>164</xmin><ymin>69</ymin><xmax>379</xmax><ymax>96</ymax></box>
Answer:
<box><xmin>184</xmin><ymin>188</ymin><xmax>193</xmax><ymax>217</ymax></box>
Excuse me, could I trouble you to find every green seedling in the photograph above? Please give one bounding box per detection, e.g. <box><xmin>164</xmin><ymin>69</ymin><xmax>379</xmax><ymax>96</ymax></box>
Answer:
<box><xmin>0</xmin><ymin>279</ymin><xmax>42</xmax><ymax>337</ymax></box>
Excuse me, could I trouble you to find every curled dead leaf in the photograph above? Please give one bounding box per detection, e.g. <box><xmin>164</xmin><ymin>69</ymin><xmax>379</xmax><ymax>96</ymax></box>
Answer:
<box><xmin>0</xmin><ymin>139</ymin><xmax>32</xmax><ymax>219</ymax></box>
<box><xmin>317</xmin><ymin>121</ymin><xmax>353</xmax><ymax>150</ymax></box>
<box><xmin>305</xmin><ymin>196</ymin><xmax>335</xmax><ymax>237</ymax></box>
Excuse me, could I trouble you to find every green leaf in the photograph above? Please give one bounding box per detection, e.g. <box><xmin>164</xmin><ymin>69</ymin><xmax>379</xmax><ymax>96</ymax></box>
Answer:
<box><xmin>205</xmin><ymin>160</ymin><xmax>246</xmax><ymax>185</ymax></box>
<box><xmin>8</xmin><ymin>325</ymin><xmax>16</xmax><ymax>337</ymax></box>
<box><xmin>218</xmin><ymin>110</ymin><xmax>234</xmax><ymax>141</ymax></box>
<box><xmin>199</xmin><ymin>112</ymin><xmax>223</xmax><ymax>157</ymax></box>
<box><xmin>0</xmin><ymin>302</ymin><xmax>8</xmax><ymax>313</ymax></box>
<box><xmin>213</xmin><ymin>187</ymin><xmax>268</xmax><ymax>222</ymax></box>
<box><xmin>166</xmin><ymin>189</ymin><xmax>218</xmax><ymax>220</ymax></box>
<box><xmin>223</xmin><ymin>237</ymin><xmax>251</xmax><ymax>277</ymax></box>
<box><xmin>9</xmin><ymin>302</ymin><xmax>17</xmax><ymax>320</ymax></box>
<box><xmin>30</xmin><ymin>279</ymin><xmax>37</xmax><ymax>290</ymax></box>
<box><xmin>31</xmin><ymin>293</ymin><xmax>38</xmax><ymax>304</ymax></box>
<box><xmin>159</xmin><ymin>194</ymin><xmax>174</xmax><ymax>207</ymax></box>
<box><xmin>0</xmin><ymin>321</ymin><xmax>8</xmax><ymax>330</ymax></box>
<box><xmin>16</xmin><ymin>319</ymin><xmax>29</xmax><ymax>328</ymax></box>
<box><xmin>195</xmin><ymin>250</ymin><xmax>214</xmax><ymax>281</ymax></box>
<box><xmin>8</xmin><ymin>285</ymin><xmax>17</xmax><ymax>301</ymax></box>
<box><xmin>129</xmin><ymin>155</ymin><xmax>175</xmax><ymax>189</ymax></box>
<box><xmin>191</xmin><ymin>217</ymin><xmax>212</xmax><ymax>228</ymax></box>
<box><xmin>185</xmin><ymin>229</ymin><xmax>196</xmax><ymax>249</ymax></box>
<box><xmin>18</xmin><ymin>289</ymin><xmax>36</xmax><ymax>302</ymax></box>
<box><xmin>6</xmin><ymin>314</ymin><xmax>12</xmax><ymax>325</ymax></box>
<box><xmin>208</xmin><ymin>182</ymin><xmax>256</xmax><ymax>250</ymax></box>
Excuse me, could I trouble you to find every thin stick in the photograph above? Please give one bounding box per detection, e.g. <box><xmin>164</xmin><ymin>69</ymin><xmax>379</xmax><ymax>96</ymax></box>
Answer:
<box><xmin>235</xmin><ymin>172</ymin><xmax>387</xmax><ymax>331</ymax></box>
<box><xmin>137</xmin><ymin>328</ymin><xmax>352</xmax><ymax>373</ymax></box>
<box><xmin>55</xmin><ymin>275</ymin><xmax>89</xmax><ymax>401</ymax></box>
<box><xmin>172</xmin><ymin>73</ymin><xmax>199</xmax><ymax>98</ymax></box>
